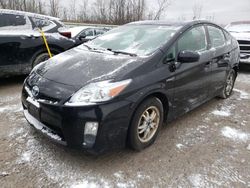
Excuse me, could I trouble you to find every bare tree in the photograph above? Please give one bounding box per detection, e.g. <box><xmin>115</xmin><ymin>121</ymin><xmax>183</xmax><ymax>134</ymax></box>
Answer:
<box><xmin>49</xmin><ymin>0</ymin><xmax>60</xmax><ymax>17</ymax></box>
<box><xmin>151</xmin><ymin>0</ymin><xmax>171</xmax><ymax>20</ymax></box>
<box><xmin>192</xmin><ymin>2</ymin><xmax>203</xmax><ymax>20</ymax></box>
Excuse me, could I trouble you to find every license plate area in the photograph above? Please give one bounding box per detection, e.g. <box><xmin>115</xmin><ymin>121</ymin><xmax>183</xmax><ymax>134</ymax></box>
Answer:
<box><xmin>27</xmin><ymin>97</ymin><xmax>40</xmax><ymax>120</ymax></box>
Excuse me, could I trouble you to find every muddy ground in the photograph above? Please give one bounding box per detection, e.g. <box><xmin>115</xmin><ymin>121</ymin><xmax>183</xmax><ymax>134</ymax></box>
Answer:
<box><xmin>0</xmin><ymin>67</ymin><xmax>250</xmax><ymax>188</ymax></box>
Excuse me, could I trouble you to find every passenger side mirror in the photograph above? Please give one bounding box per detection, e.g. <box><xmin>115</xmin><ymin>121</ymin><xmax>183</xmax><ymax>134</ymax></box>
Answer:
<box><xmin>177</xmin><ymin>50</ymin><xmax>200</xmax><ymax>63</ymax></box>
<box><xmin>79</xmin><ymin>34</ymin><xmax>87</xmax><ymax>40</ymax></box>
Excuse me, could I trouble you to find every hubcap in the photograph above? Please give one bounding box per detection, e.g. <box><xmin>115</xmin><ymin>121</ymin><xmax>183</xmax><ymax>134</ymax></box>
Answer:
<box><xmin>225</xmin><ymin>73</ymin><xmax>234</xmax><ymax>96</ymax></box>
<box><xmin>137</xmin><ymin>106</ymin><xmax>160</xmax><ymax>143</ymax></box>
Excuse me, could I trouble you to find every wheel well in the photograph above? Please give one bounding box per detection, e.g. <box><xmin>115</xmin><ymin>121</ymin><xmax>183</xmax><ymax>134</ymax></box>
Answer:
<box><xmin>133</xmin><ymin>92</ymin><xmax>169</xmax><ymax>123</ymax></box>
<box><xmin>148</xmin><ymin>93</ymin><xmax>169</xmax><ymax>122</ymax></box>
<box><xmin>126</xmin><ymin>92</ymin><xmax>169</xmax><ymax>146</ymax></box>
<box><xmin>233</xmin><ymin>66</ymin><xmax>238</xmax><ymax>76</ymax></box>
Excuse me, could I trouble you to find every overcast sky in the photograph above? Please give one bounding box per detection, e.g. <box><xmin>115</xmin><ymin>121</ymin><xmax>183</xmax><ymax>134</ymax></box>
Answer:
<box><xmin>59</xmin><ymin>0</ymin><xmax>250</xmax><ymax>24</ymax></box>
<box><xmin>161</xmin><ymin>0</ymin><xmax>250</xmax><ymax>24</ymax></box>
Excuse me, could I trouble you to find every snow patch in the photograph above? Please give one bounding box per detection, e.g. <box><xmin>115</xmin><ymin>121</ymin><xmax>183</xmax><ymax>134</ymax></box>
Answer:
<box><xmin>20</xmin><ymin>152</ymin><xmax>32</xmax><ymax>163</ymax></box>
<box><xmin>221</xmin><ymin>127</ymin><xmax>249</xmax><ymax>142</ymax></box>
<box><xmin>188</xmin><ymin>174</ymin><xmax>205</xmax><ymax>187</ymax></box>
<box><xmin>212</xmin><ymin>110</ymin><xmax>230</xmax><ymax>117</ymax></box>
<box><xmin>233</xmin><ymin>89</ymin><xmax>249</xmax><ymax>99</ymax></box>
<box><xmin>176</xmin><ymin>143</ymin><xmax>185</xmax><ymax>149</ymax></box>
<box><xmin>247</xmin><ymin>144</ymin><xmax>250</xmax><ymax>151</ymax></box>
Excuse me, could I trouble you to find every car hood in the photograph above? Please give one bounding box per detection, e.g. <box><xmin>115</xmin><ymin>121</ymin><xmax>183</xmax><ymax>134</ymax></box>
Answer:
<box><xmin>230</xmin><ymin>32</ymin><xmax>250</xmax><ymax>41</ymax></box>
<box><xmin>36</xmin><ymin>46</ymin><xmax>144</xmax><ymax>87</ymax></box>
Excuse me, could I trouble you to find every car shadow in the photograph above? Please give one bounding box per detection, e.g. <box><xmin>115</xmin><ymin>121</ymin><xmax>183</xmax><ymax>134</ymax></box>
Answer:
<box><xmin>0</xmin><ymin>75</ymin><xmax>27</xmax><ymax>87</ymax></box>
<box><xmin>239</xmin><ymin>64</ymin><xmax>250</xmax><ymax>73</ymax></box>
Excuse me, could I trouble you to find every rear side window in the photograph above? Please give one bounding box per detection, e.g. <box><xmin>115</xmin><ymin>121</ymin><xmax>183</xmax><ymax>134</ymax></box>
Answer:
<box><xmin>31</xmin><ymin>17</ymin><xmax>57</xmax><ymax>31</ymax></box>
<box><xmin>178</xmin><ymin>26</ymin><xmax>207</xmax><ymax>52</ymax></box>
<box><xmin>0</xmin><ymin>13</ymin><xmax>26</xmax><ymax>27</ymax></box>
<box><xmin>207</xmin><ymin>26</ymin><xmax>225</xmax><ymax>48</ymax></box>
<box><xmin>81</xmin><ymin>29</ymin><xmax>94</xmax><ymax>37</ymax></box>
<box><xmin>95</xmin><ymin>29</ymin><xmax>105</xmax><ymax>35</ymax></box>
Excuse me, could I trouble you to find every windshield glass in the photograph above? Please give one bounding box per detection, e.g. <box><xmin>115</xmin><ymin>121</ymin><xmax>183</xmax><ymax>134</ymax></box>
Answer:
<box><xmin>226</xmin><ymin>24</ymin><xmax>250</xmax><ymax>33</ymax></box>
<box><xmin>87</xmin><ymin>24</ymin><xmax>180</xmax><ymax>56</ymax></box>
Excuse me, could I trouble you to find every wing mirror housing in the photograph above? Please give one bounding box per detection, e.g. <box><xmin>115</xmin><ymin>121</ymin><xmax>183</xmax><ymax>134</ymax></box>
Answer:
<box><xmin>79</xmin><ymin>34</ymin><xmax>87</xmax><ymax>40</ymax></box>
<box><xmin>177</xmin><ymin>50</ymin><xmax>200</xmax><ymax>63</ymax></box>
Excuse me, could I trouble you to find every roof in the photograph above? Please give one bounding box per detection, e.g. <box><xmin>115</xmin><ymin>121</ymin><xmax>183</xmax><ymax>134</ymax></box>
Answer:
<box><xmin>230</xmin><ymin>21</ymin><xmax>250</xmax><ymax>25</ymax></box>
<box><xmin>128</xmin><ymin>19</ymin><xmax>213</xmax><ymax>27</ymax></box>
<box><xmin>0</xmin><ymin>9</ymin><xmax>60</xmax><ymax>21</ymax></box>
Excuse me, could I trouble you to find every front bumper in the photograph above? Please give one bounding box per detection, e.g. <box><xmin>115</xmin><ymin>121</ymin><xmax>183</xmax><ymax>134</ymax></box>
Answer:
<box><xmin>22</xmin><ymin>86</ymin><xmax>134</xmax><ymax>154</ymax></box>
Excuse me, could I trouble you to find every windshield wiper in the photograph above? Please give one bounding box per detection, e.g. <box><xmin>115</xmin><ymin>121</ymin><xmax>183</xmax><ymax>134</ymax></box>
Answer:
<box><xmin>83</xmin><ymin>44</ymin><xmax>93</xmax><ymax>50</ymax></box>
<box><xmin>107</xmin><ymin>48</ymin><xmax>137</xmax><ymax>57</ymax></box>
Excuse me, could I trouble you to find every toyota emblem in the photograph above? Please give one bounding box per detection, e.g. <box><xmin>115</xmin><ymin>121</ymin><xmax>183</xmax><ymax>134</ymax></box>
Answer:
<box><xmin>32</xmin><ymin>86</ymin><xmax>39</xmax><ymax>97</ymax></box>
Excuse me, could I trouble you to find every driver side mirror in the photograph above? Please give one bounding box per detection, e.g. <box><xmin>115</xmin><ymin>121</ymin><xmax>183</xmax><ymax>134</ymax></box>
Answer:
<box><xmin>177</xmin><ymin>50</ymin><xmax>200</xmax><ymax>63</ymax></box>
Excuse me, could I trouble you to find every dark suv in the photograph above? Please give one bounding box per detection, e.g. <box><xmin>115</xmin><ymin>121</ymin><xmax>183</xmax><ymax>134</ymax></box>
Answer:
<box><xmin>0</xmin><ymin>9</ymin><xmax>76</xmax><ymax>77</ymax></box>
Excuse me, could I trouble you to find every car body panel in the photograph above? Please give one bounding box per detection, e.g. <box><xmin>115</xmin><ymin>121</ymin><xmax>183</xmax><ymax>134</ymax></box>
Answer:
<box><xmin>22</xmin><ymin>20</ymin><xmax>240</xmax><ymax>153</ymax></box>
<box><xmin>0</xmin><ymin>9</ymin><xmax>76</xmax><ymax>77</ymax></box>
<box><xmin>226</xmin><ymin>21</ymin><xmax>250</xmax><ymax>64</ymax></box>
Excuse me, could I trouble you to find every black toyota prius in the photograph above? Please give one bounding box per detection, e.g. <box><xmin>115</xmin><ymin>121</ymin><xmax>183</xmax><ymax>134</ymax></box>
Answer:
<box><xmin>22</xmin><ymin>20</ymin><xmax>240</xmax><ymax>154</ymax></box>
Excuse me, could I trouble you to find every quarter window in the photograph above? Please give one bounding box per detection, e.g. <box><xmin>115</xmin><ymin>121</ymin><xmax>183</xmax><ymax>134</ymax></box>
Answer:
<box><xmin>0</xmin><ymin>13</ymin><xmax>26</xmax><ymax>27</ymax></box>
<box><xmin>178</xmin><ymin>26</ymin><xmax>207</xmax><ymax>52</ymax></box>
<box><xmin>207</xmin><ymin>26</ymin><xmax>225</xmax><ymax>48</ymax></box>
<box><xmin>31</xmin><ymin>17</ymin><xmax>56</xmax><ymax>31</ymax></box>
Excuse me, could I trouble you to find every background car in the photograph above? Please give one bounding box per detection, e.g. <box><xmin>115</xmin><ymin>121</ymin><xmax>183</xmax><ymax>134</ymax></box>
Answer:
<box><xmin>0</xmin><ymin>9</ymin><xmax>64</xmax><ymax>33</ymax></box>
<box><xmin>0</xmin><ymin>9</ymin><xmax>77</xmax><ymax>77</ymax></box>
<box><xmin>22</xmin><ymin>20</ymin><xmax>240</xmax><ymax>154</ymax></box>
<box><xmin>226</xmin><ymin>21</ymin><xmax>250</xmax><ymax>64</ymax></box>
<box><xmin>59</xmin><ymin>26</ymin><xmax>110</xmax><ymax>45</ymax></box>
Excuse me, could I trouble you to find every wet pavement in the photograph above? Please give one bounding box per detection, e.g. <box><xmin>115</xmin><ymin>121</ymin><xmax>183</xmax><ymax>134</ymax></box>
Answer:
<box><xmin>0</xmin><ymin>68</ymin><xmax>250</xmax><ymax>188</ymax></box>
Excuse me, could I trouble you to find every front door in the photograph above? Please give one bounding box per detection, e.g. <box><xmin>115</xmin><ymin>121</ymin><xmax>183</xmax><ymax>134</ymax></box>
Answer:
<box><xmin>171</xmin><ymin>25</ymin><xmax>211</xmax><ymax>117</ymax></box>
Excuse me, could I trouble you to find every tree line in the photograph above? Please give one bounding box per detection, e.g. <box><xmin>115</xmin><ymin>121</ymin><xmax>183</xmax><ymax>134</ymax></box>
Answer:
<box><xmin>0</xmin><ymin>0</ymin><xmax>171</xmax><ymax>25</ymax></box>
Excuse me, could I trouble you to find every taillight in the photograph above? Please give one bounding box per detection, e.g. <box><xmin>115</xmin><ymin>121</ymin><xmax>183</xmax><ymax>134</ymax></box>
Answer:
<box><xmin>60</xmin><ymin>32</ymin><xmax>71</xmax><ymax>38</ymax></box>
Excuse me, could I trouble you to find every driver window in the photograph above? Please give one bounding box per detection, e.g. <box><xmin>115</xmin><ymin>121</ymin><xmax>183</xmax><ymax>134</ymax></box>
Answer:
<box><xmin>178</xmin><ymin>26</ymin><xmax>207</xmax><ymax>53</ymax></box>
<box><xmin>81</xmin><ymin>29</ymin><xmax>94</xmax><ymax>37</ymax></box>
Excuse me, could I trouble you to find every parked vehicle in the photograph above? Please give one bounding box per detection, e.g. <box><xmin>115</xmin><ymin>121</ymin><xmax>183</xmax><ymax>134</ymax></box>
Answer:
<box><xmin>0</xmin><ymin>9</ymin><xmax>76</xmax><ymax>77</ymax></box>
<box><xmin>22</xmin><ymin>20</ymin><xmax>240</xmax><ymax>154</ymax></box>
<box><xmin>226</xmin><ymin>21</ymin><xmax>250</xmax><ymax>64</ymax></box>
<box><xmin>59</xmin><ymin>26</ymin><xmax>110</xmax><ymax>45</ymax></box>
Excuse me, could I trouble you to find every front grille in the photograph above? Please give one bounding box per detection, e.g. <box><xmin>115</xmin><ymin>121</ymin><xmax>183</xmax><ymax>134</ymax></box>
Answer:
<box><xmin>25</xmin><ymin>84</ymin><xmax>60</xmax><ymax>104</ymax></box>
<box><xmin>238</xmin><ymin>40</ymin><xmax>250</xmax><ymax>54</ymax></box>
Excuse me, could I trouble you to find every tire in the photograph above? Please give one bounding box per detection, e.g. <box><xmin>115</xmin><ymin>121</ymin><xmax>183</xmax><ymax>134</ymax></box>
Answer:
<box><xmin>219</xmin><ymin>69</ymin><xmax>236</xmax><ymax>99</ymax></box>
<box><xmin>128</xmin><ymin>97</ymin><xmax>164</xmax><ymax>151</ymax></box>
<box><xmin>32</xmin><ymin>53</ymin><xmax>52</xmax><ymax>68</ymax></box>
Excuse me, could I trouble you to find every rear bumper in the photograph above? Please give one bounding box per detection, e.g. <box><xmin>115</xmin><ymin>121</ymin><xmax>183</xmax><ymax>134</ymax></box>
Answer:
<box><xmin>22</xmin><ymin>88</ymin><xmax>134</xmax><ymax>154</ymax></box>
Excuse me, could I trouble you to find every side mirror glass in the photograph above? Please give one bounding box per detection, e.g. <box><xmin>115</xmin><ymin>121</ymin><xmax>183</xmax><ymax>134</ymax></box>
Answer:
<box><xmin>177</xmin><ymin>50</ymin><xmax>200</xmax><ymax>63</ymax></box>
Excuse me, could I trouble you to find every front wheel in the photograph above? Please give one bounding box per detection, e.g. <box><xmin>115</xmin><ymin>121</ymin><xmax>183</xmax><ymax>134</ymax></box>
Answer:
<box><xmin>128</xmin><ymin>97</ymin><xmax>164</xmax><ymax>151</ymax></box>
<box><xmin>32</xmin><ymin>53</ymin><xmax>52</xmax><ymax>68</ymax></box>
<box><xmin>219</xmin><ymin>69</ymin><xmax>236</xmax><ymax>99</ymax></box>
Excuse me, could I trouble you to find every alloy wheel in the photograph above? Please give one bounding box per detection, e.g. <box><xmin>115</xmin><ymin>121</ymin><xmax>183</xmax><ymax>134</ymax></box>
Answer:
<box><xmin>137</xmin><ymin>106</ymin><xmax>160</xmax><ymax>143</ymax></box>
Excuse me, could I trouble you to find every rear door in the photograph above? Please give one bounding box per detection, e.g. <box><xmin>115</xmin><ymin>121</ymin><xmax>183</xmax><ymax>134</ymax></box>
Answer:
<box><xmin>171</xmin><ymin>25</ymin><xmax>211</xmax><ymax>117</ymax></box>
<box><xmin>206</xmin><ymin>25</ymin><xmax>230</xmax><ymax>96</ymax></box>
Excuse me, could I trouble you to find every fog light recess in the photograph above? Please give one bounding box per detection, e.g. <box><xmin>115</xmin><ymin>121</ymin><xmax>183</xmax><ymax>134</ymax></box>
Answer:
<box><xmin>83</xmin><ymin>122</ymin><xmax>99</xmax><ymax>148</ymax></box>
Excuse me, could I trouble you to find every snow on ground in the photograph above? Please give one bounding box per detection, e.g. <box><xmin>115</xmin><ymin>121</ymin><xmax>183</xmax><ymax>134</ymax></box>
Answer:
<box><xmin>233</xmin><ymin>89</ymin><xmax>249</xmax><ymax>100</ymax></box>
<box><xmin>221</xmin><ymin>127</ymin><xmax>249</xmax><ymax>142</ymax></box>
<box><xmin>237</xmin><ymin>73</ymin><xmax>250</xmax><ymax>84</ymax></box>
<box><xmin>188</xmin><ymin>174</ymin><xmax>205</xmax><ymax>187</ymax></box>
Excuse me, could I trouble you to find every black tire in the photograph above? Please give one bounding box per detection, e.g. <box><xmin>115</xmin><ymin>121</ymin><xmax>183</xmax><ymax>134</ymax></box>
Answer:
<box><xmin>219</xmin><ymin>69</ymin><xmax>236</xmax><ymax>99</ymax></box>
<box><xmin>32</xmin><ymin>53</ymin><xmax>52</xmax><ymax>68</ymax></box>
<box><xmin>128</xmin><ymin>97</ymin><xmax>164</xmax><ymax>151</ymax></box>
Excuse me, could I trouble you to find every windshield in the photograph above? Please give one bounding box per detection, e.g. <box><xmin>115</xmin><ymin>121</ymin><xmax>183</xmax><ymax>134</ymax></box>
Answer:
<box><xmin>226</xmin><ymin>24</ymin><xmax>250</xmax><ymax>33</ymax></box>
<box><xmin>87</xmin><ymin>24</ymin><xmax>180</xmax><ymax>56</ymax></box>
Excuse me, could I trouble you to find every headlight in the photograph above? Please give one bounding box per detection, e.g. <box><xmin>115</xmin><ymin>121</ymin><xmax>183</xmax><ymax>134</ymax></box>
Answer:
<box><xmin>65</xmin><ymin>79</ymin><xmax>132</xmax><ymax>106</ymax></box>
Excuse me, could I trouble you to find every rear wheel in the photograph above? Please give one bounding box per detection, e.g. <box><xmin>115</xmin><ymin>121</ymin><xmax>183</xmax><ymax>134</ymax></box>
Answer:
<box><xmin>128</xmin><ymin>97</ymin><xmax>164</xmax><ymax>151</ymax></box>
<box><xmin>219</xmin><ymin>69</ymin><xmax>236</xmax><ymax>99</ymax></box>
<box><xmin>32</xmin><ymin>53</ymin><xmax>52</xmax><ymax>68</ymax></box>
